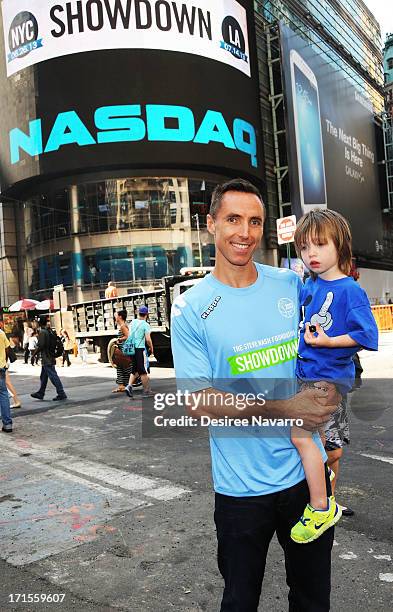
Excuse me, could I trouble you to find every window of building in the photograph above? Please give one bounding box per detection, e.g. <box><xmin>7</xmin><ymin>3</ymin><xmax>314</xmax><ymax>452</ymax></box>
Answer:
<box><xmin>22</xmin><ymin>176</ymin><xmax>217</xmax><ymax>297</ymax></box>
<box><xmin>388</xmin><ymin>58</ymin><xmax>393</xmax><ymax>70</ymax></box>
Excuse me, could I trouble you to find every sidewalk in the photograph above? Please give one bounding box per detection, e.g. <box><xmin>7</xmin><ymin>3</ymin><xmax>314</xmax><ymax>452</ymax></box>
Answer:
<box><xmin>7</xmin><ymin>353</ymin><xmax>173</xmax><ymax>416</ymax></box>
<box><xmin>359</xmin><ymin>330</ymin><xmax>393</xmax><ymax>378</ymax></box>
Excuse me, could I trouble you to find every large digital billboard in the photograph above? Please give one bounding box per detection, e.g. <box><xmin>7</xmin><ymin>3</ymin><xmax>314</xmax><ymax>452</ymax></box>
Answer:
<box><xmin>1</xmin><ymin>0</ymin><xmax>250</xmax><ymax>77</ymax></box>
<box><xmin>280</xmin><ymin>23</ymin><xmax>383</xmax><ymax>257</ymax></box>
<box><xmin>0</xmin><ymin>0</ymin><xmax>263</xmax><ymax>194</ymax></box>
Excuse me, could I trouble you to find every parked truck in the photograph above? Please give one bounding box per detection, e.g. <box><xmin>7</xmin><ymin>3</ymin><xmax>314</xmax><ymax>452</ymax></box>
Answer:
<box><xmin>70</xmin><ymin>270</ymin><xmax>210</xmax><ymax>364</ymax></box>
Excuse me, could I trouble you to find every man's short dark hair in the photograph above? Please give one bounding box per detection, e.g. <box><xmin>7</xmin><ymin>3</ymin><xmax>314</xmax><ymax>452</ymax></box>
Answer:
<box><xmin>117</xmin><ymin>309</ymin><xmax>127</xmax><ymax>321</ymax></box>
<box><xmin>209</xmin><ymin>178</ymin><xmax>264</xmax><ymax>218</ymax></box>
<box><xmin>39</xmin><ymin>315</ymin><xmax>49</xmax><ymax>327</ymax></box>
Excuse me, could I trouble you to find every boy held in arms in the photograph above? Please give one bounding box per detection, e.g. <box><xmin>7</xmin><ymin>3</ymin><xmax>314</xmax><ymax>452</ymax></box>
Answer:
<box><xmin>290</xmin><ymin>209</ymin><xmax>378</xmax><ymax>544</ymax></box>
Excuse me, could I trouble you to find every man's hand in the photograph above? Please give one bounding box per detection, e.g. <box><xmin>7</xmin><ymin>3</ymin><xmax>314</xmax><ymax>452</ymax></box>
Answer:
<box><xmin>287</xmin><ymin>384</ymin><xmax>339</xmax><ymax>431</ymax></box>
<box><xmin>304</xmin><ymin>322</ymin><xmax>332</xmax><ymax>347</ymax></box>
<box><xmin>314</xmin><ymin>381</ymin><xmax>341</xmax><ymax>408</ymax></box>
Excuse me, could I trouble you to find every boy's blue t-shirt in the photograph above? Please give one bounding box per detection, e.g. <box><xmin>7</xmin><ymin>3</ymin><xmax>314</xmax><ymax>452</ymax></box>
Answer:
<box><xmin>297</xmin><ymin>276</ymin><xmax>378</xmax><ymax>391</ymax></box>
<box><xmin>171</xmin><ymin>263</ymin><xmax>326</xmax><ymax>497</ymax></box>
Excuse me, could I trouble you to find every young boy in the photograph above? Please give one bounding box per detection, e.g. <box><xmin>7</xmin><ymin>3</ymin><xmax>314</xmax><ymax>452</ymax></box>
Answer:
<box><xmin>290</xmin><ymin>209</ymin><xmax>378</xmax><ymax>543</ymax></box>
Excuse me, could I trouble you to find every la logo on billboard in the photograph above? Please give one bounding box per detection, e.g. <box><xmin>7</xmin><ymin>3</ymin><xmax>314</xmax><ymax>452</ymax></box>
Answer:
<box><xmin>229</xmin><ymin>25</ymin><xmax>241</xmax><ymax>47</ymax></box>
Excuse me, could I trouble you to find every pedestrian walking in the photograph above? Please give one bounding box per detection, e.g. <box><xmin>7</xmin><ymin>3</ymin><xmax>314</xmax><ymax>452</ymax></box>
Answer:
<box><xmin>125</xmin><ymin>306</ymin><xmax>154</xmax><ymax>398</ymax></box>
<box><xmin>31</xmin><ymin>315</ymin><xmax>67</xmax><ymax>401</ymax></box>
<box><xmin>6</xmin><ymin>370</ymin><xmax>22</xmax><ymax>409</ymax></box>
<box><xmin>171</xmin><ymin>179</ymin><xmax>339</xmax><ymax>611</ymax></box>
<box><xmin>60</xmin><ymin>329</ymin><xmax>73</xmax><ymax>367</ymax></box>
<box><xmin>112</xmin><ymin>310</ymin><xmax>132</xmax><ymax>393</ymax></box>
<box><xmin>5</xmin><ymin>334</ymin><xmax>22</xmax><ymax>409</ymax></box>
<box><xmin>0</xmin><ymin>327</ymin><xmax>13</xmax><ymax>432</ymax></box>
<box><xmin>28</xmin><ymin>330</ymin><xmax>39</xmax><ymax>365</ymax></box>
<box><xmin>22</xmin><ymin>322</ymin><xmax>33</xmax><ymax>364</ymax></box>
<box><xmin>77</xmin><ymin>338</ymin><xmax>89</xmax><ymax>364</ymax></box>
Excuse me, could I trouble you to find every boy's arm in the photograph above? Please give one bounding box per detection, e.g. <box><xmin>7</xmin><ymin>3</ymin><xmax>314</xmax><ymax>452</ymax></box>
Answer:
<box><xmin>304</xmin><ymin>323</ymin><xmax>357</xmax><ymax>348</ymax></box>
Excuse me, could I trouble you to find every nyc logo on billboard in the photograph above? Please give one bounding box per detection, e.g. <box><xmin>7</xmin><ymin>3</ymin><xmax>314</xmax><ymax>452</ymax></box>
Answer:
<box><xmin>7</xmin><ymin>11</ymin><xmax>43</xmax><ymax>63</ymax></box>
<box><xmin>220</xmin><ymin>16</ymin><xmax>248</xmax><ymax>64</ymax></box>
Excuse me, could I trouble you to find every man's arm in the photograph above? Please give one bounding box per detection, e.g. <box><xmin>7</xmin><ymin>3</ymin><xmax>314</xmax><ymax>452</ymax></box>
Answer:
<box><xmin>33</xmin><ymin>330</ymin><xmax>46</xmax><ymax>356</ymax></box>
<box><xmin>171</xmin><ymin>296</ymin><xmax>340</xmax><ymax>431</ymax></box>
<box><xmin>145</xmin><ymin>331</ymin><xmax>154</xmax><ymax>356</ymax></box>
<box><xmin>184</xmin><ymin>384</ymin><xmax>339</xmax><ymax>431</ymax></box>
<box><xmin>117</xmin><ymin>324</ymin><xmax>128</xmax><ymax>343</ymax></box>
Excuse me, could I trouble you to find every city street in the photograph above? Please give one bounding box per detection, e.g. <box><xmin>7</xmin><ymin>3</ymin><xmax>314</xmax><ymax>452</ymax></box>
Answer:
<box><xmin>1</xmin><ymin>340</ymin><xmax>392</xmax><ymax>612</ymax></box>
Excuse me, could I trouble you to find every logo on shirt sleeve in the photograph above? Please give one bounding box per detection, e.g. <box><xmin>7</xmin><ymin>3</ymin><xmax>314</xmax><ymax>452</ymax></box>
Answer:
<box><xmin>171</xmin><ymin>295</ymin><xmax>187</xmax><ymax>317</ymax></box>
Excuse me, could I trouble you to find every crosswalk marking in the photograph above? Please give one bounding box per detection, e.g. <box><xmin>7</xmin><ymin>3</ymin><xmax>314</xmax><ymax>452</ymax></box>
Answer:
<box><xmin>360</xmin><ymin>453</ymin><xmax>393</xmax><ymax>465</ymax></box>
<box><xmin>57</xmin><ymin>458</ymin><xmax>190</xmax><ymax>500</ymax></box>
<box><xmin>57</xmin><ymin>459</ymin><xmax>158</xmax><ymax>491</ymax></box>
<box><xmin>0</xmin><ymin>435</ymin><xmax>190</xmax><ymax>566</ymax></box>
<box><xmin>0</xmin><ymin>436</ymin><xmax>190</xmax><ymax>502</ymax></box>
<box><xmin>144</xmin><ymin>485</ymin><xmax>190</xmax><ymax>501</ymax></box>
<box><xmin>60</xmin><ymin>414</ymin><xmax>106</xmax><ymax>420</ymax></box>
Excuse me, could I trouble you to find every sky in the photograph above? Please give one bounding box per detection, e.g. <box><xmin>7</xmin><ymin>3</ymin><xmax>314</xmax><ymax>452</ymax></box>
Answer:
<box><xmin>363</xmin><ymin>0</ymin><xmax>393</xmax><ymax>41</ymax></box>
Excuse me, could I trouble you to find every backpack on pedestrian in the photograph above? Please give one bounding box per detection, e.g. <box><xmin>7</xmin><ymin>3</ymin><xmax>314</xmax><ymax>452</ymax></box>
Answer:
<box><xmin>122</xmin><ymin>320</ymin><xmax>143</xmax><ymax>357</ymax></box>
<box><xmin>47</xmin><ymin>329</ymin><xmax>64</xmax><ymax>358</ymax></box>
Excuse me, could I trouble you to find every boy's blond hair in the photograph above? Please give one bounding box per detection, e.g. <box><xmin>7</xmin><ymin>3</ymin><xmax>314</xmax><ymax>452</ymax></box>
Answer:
<box><xmin>294</xmin><ymin>209</ymin><xmax>352</xmax><ymax>277</ymax></box>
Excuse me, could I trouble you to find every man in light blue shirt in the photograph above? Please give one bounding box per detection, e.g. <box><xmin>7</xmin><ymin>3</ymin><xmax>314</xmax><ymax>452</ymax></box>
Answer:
<box><xmin>171</xmin><ymin>179</ymin><xmax>339</xmax><ymax>612</ymax></box>
<box><xmin>125</xmin><ymin>306</ymin><xmax>154</xmax><ymax>398</ymax></box>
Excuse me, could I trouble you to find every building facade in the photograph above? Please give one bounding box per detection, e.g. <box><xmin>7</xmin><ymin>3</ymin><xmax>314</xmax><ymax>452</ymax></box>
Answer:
<box><xmin>384</xmin><ymin>33</ymin><xmax>393</xmax><ymax>116</ymax></box>
<box><xmin>0</xmin><ymin>0</ymin><xmax>390</xmax><ymax>306</ymax></box>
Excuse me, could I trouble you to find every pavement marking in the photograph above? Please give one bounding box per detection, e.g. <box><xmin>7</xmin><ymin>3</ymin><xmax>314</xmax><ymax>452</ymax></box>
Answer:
<box><xmin>374</xmin><ymin>555</ymin><xmax>392</xmax><ymax>560</ymax></box>
<box><xmin>143</xmin><ymin>485</ymin><xmax>190</xmax><ymax>501</ymax></box>
<box><xmin>57</xmin><ymin>459</ymin><xmax>157</xmax><ymax>490</ymax></box>
<box><xmin>360</xmin><ymin>453</ymin><xmax>393</xmax><ymax>465</ymax></box>
<box><xmin>57</xmin><ymin>458</ymin><xmax>190</xmax><ymax>500</ymax></box>
<box><xmin>57</xmin><ymin>425</ymin><xmax>95</xmax><ymax>434</ymax></box>
<box><xmin>0</xmin><ymin>458</ymin><xmax>147</xmax><ymax>566</ymax></box>
<box><xmin>60</xmin><ymin>413</ymin><xmax>106</xmax><ymax>420</ymax></box>
<box><xmin>91</xmin><ymin>409</ymin><xmax>113</xmax><ymax>415</ymax></box>
<box><xmin>339</xmin><ymin>552</ymin><xmax>358</xmax><ymax>560</ymax></box>
<box><xmin>27</xmin><ymin>458</ymin><xmax>125</xmax><ymax>498</ymax></box>
<box><xmin>0</xmin><ymin>437</ymin><xmax>190</xmax><ymax>501</ymax></box>
<box><xmin>379</xmin><ymin>573</ymin><xmax>393</xmax><ymax>582</ymax></box>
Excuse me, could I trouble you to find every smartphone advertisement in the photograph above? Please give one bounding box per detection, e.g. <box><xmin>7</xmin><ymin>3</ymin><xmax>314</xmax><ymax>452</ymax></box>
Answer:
<box><xmin>280</xmin><ymin>23</ymin><xmax>383</xmax><ymax>257</ymax></box>
<box><xmin>290</xmin><ymin>50</ymin><xmax>327</xmax><ymax>210</ymax></box>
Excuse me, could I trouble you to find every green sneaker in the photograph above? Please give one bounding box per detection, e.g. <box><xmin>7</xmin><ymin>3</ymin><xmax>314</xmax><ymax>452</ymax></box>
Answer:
<box><xmin>291</xmin><ymin>496</ymin><xmax>342</xmax><ymax>544</ymax></box>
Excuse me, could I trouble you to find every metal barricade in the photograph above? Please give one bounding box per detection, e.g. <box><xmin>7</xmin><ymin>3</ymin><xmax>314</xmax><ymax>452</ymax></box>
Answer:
<box><xmin>371</xmin><ymin>305</ymin><xmax>393</xmax><ymax>331</ymax></box>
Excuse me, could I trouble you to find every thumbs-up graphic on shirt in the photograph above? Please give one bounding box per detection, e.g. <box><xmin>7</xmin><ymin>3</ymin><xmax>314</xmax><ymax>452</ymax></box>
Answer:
<box><xmin>310</xmin><ymin>291</ymin><xmax>334</xmax><ymax>331</ymax></box>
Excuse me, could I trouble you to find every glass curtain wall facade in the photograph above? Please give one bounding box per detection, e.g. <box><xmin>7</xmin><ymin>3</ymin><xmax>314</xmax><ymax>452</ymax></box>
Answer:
<box><xmin>257</xmin><ymin>0</ymin><xmax>384</xmax><ymax>113</ymax></box>
<box><xmin>21</xmin><ymin>177</ymin><xmax>216</xmax><ymax>301</ymax></box>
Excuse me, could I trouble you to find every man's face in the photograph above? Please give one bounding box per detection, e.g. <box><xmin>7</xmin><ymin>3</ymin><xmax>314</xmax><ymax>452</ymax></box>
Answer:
<box><xmin>207</xmin><ymin>191</ymin><xmax>264</xmax><ymax>268</ymax></box>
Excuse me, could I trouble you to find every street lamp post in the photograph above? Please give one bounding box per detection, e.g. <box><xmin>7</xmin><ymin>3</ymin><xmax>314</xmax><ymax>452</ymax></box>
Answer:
<box><xmin>192</xmin><ymin>213</ymin><xmax>203</xmax><ymax>266</ymax></box>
